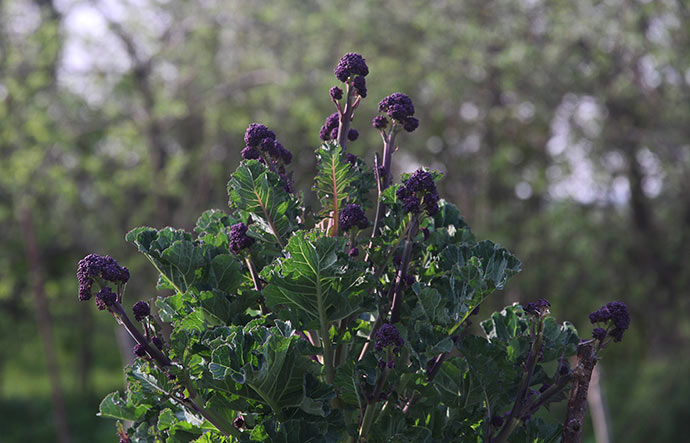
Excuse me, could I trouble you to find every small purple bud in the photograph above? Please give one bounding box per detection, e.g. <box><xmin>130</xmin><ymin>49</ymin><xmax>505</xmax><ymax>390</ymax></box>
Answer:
<box><xmin>339</xmin><ymin>204</ymin><xmax>369</xmax><ymax>232</ymax></box>
<box><xmin>387</xmin><ymin>359</ymin><xmax>395</xmax><ymax>369</ymax></box>
<box><xmin>347</xmin><ymin>129</ymin><xmax>359</xmax><ymax>141</ymax></box>
<box><xmin>329</xmin><ymin>127</ymin><xmax>338</xmax><ymax>140</ymax></box>
<box><xmin>133</xmin><ymin>344</ymin><xmax>147</xmax><ymax>358</ymax></box>
<box><xmin>349</xmin><ymin>247</ymin><xmax>359</xmax><ymax>257</ymax></box>
<box><xmin>378</xmin><ymin>359</ymin><xmax>386</xmax><ymax>369</ymax></box>
<box><xmin>345</xmin><ymin>153</ymin><xmax>358</xmax><ymax>165</ymax></box>
<box><xmin>329</xmin><ymin>86</ymin><xmax>343</xmax><ymax>101</ymax></box>
<box><xmin>403</xmin><ymin>116</ymin><xmax>419</xmax><ymax>132</ymax></box>
<box><xmin>132</xmin><ymin>301</ymin><xmax>150</xmax><ymax>321</ymax></box>
<box><xmin>375</xmin><ymin>323</ymin><xmax>403</xmax><ymax>351</ymax></box>
<box><xmin>525</xmin><ymin>298</ymin><xmax>551</xmax><ymax>316</ymax></box>
<box><xmin>372</xmin><ymin>115</ymin><xmax>388</xmax><ymax>129</ymax></box>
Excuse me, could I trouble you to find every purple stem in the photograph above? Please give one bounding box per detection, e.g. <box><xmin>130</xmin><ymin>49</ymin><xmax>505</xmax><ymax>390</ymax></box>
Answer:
<box><xmin>111</xmin><ymin>301</ymin><xmax>171</xmax><ymax>367</ymax></box>
<box><xmin>389</xmin><ymin>216</ymin><xmax>418</xmax><ymax>323</ymax></box>
<box><xmin>337</xmin><ymin>82</ymin><xmax>354</xmax><ymax>149</ymax></box>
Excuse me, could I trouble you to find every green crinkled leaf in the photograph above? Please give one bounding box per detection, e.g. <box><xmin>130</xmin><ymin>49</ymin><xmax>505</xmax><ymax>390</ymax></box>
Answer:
<box><xmin>228</xmin><ymin>160</ymin><xmax>299</xmax><ymax>246</ymax></box>
<box><xmin>313</xmin><ymin>141</ymin><xmax>358</xmax><ymax>231</ymax></box>
<box><xmin>482</xmin><ymin>303</ymin><xmax>580</xmax><ymax>362</ymax></box>
<box><xmin>262</xmin><ymin>231</ymin><xmax>368</xmax><ymax>329</ymax></box>
<box><xmin>98</xmin><ymin>391</ymin><xmax>148</xmax><ymax>421</ymax></box>
<box><xmin>127</xmin><ymin>226</ymin><xmax>243</xmax><ymax>300</ymax></box>
<box><xmin>436</xmin><ymin>240</ymin><xmax>521</xmax><ymax>334</ymax></box>
<box><xmin>195</xmin><ymin>209</ymin><xmax>237</xmax><ymax>248</ymax></box>
<box><xmin>205</xmin><ymin>321</ymin><xmax>330</xmax><ymax>416</ymax></box>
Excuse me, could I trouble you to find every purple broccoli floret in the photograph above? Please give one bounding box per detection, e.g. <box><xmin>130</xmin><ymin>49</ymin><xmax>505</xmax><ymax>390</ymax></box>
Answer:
<box><xmin>241</xmin><ymin>146</ymin><xmax>261</xmax><ymax>160</ymax></box>
<box><xmin>589</xmin><ymin>301</ymin><xmax>630</xmax><ymax>342</ymax></box>
<box><xmin>345</xmin><ymin>153</ymin><xmax>358</xmax><ymax>165</ymax></box>
<box><xmin>95</xmin><ymin>287</ymin><xmax>117</xmax><ymax>311</ymax></box>
<box><xmin>525</xmin><ymin>298</ymin><xmax>551</xmax><ymax>316</ymax></box>
<box><xmin>329</xmin><ymin>86</ymin><xmax>343</xmax><ymax>101</ymax></box>
<box><xmin>372</xmin><ymin>115</ymin><xmax>388</xmax><ymax>130</ymax></box>
<box><xmin>320</xmin><ymin>112</ymin><xmax>340</xmax><ymax>141</ymax></box>
<box><xmin>396</xmin><ymin>169</ymin><xmax>440</xmax><ymax>216</ymax></box>
<box><xmin>244</xmin><ymin>123</ymin><xmax>275</xmax><ymax>147</ymax></box>
<box><xmin>378</xmin><ymin>93</ymin><xmax>415</xmax><ymax>123</ymax></box>
<box><xmin>375</xmin><ymin>323</ymin><xmax>404</xmax><ymax>351</ymax></box>
<box><xmin>229</xmin><ymin>223</ymin><xmax>255</xmax><ymax>253</ymax></box>
<box><xmin>353</xmin><ymin>76</ymin><xmax>367</xmax><ymax>98</ymax></box>
<box><xmin>132</xmin><ymin>301</ymin><xmax>150</xmax><ymax>321</ymax></box>
<box><xmin>77</xmin><ymin>254</ymin><xmax>129</xmax><ymax>301</ymax></box>
<box><xmin>403</xmin><ymin>116</ymin><xmax>419</xmax><ymax>132</ymax></box>
<box><xmin>334</xmin><ymin>52</ymin><xmax>369</xmax><ymax>82</ymax></box>
<box><xmin>592</xmin><ymin>328</ymin><xmax>607</xmax><ymax>341</ymax></box>
<box><xmin>339</xmin><ymin>204</ymin><xmax>369</xmax><ymax>231</ymax></box>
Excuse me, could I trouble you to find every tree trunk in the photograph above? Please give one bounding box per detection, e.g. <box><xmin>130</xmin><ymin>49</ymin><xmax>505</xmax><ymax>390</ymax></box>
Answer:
<box><xmin>19</xmin><ymin>205</ymin><xmax>72</xmax><ymax>443</ymax></box>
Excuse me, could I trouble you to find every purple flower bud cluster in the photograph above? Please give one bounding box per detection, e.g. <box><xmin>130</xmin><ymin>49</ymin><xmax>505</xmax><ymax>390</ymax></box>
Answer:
<box><xmin>589</xmin><ymin>301</ymin><xmax>630</xmax><ymax>342</ymax></box>
<box><xmin>77</xmin><ymin>254</ymin><xmax>129</xmax><ymax>301</ymax></box>
<box><xmin>339</xmin><ymin>204</ymin><xmax>369</xmax><ymax>232</ymax></box>
<box><xmin>334</xmin><ymin>52</ymin><xmax>369</xmax><ymax>82</ymax></box>
<box><xmin>377</xmin><ymin>93</ymin><xmax>419</xmax><ymax>132</ymax></box>
<box><xmin>374</xmin><ymin>323</ymin><xmax>404</xmax><ymax>352</ymax></box>
<box><xmin>353</xmin><ymin>76</ymin><xmax>367</xmax><ymax>98</ymax></box>
<box><xmin>242</xmin><ymin>123</ymin><xmax>292</xmax><ymax>165</ymax></box>
<box><xmin>229</xmin><ymin>222</ymin><xmax>255</xmax><ymax>253</ymax></box>
<box><xmin>395</xmin><ymin>169</ymin><xmax>440</xmax><ymax>216</ymax></box>
<box><xmin>95</xmin><ymin>287</ymin><xmax>117</xmax><ymax>311</ymax></box>
<box><xmin>349</xmin><ymin>247</ymin><xmax>359</xmax><ymax>257</ymax></box>
<box><xmin>132</xmin><ymin>301</ymin><xmax>150</xmax><ymax>321</ymax></box>
<box><xmin>320</xmin><ymin>112</ymin><xmax>340</xmax><ymax>141</ymax></box>
<box><xmin>329</xmin><ymin>86</ymin><xmax>343</xmax><ymax>101</ymax></box>
<box><xmin>592</xmin><ymin>327</ymin><xmax>607</xmax><ymax>341</ymax></box>
<box><xmin>347</xmin><ymin>129</ymin><xmax>359</xmax><ymax>141</ymax></box>
<box><xmin>525</xmin><ymin>298</ymin><xmax>551</xmax><ymax>316</ymax></box>
<box><xmin>372</xmin><ymin>115</ymin><xmax>388</xmax><ymax>130</ymax></box>
<box><xmin>345</xmin><ymin>153</ymin><xmax>358</xmax><ymax>165</ymax></box>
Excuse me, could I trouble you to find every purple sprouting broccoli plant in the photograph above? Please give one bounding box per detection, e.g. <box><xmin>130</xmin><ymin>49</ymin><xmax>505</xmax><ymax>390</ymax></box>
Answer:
<box><xmin>80</xmin><ymin>53</ymin><xmax>629</xmax><ymax>443</ymax></box>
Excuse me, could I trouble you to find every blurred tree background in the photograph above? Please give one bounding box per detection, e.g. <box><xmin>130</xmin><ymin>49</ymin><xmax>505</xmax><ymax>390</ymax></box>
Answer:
<box><xmin>1</xmin><ymin>0</ymin><xmax>689</xmax><ymax>441</ymax></box>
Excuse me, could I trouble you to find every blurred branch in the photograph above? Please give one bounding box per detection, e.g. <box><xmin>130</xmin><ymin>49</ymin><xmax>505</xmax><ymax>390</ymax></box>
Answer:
<box><xmin>19</xmin><ymin>204</ymin><xmax>72</xmax><ymax>443</ymax></box>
